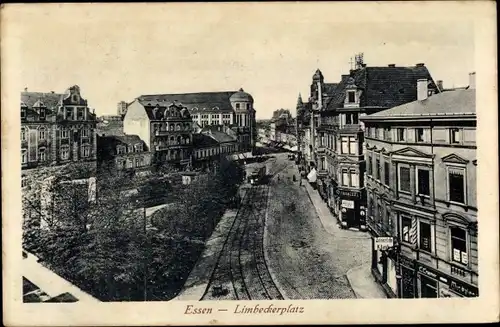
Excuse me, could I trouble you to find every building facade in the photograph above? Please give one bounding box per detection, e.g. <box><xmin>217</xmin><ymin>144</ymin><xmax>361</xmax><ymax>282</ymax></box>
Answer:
<box><xmin>21</xmin><ymin>86</ymin><xmax>98</xmax><ymax>229</ymax></box>
<box><xmin>123</xmin><ymin>99</ymin><xmax>194</xmax><ymax>170</ymax></box>
<box><xmin>298</xmin><ymin>61</ymin><xmax>440</xmax><ymax>230</ymax></box>
<box><xmin>97</xmin><ymin>134</ymin><xmax>152</xmax><ymax>177</ymax></box>
<box><xmin>361</xmin><ymin>75</ymin><xmax>477</xmax><ymax>299</ymax></box>
<box><xmin>192</xmin><ymin>129</ymin><xmax>239</xmax><ymax>171</ymax></box>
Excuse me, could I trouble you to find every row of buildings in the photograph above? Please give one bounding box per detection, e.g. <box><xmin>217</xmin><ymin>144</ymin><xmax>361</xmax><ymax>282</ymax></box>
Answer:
<box><xmin>295</xmin><ymin>57</ymin><xmax>477</xmax><ymax>299</ymax></box>
<box><xmin>21</xmin><ymin>85</ymin><xmax>257</xmax><ymax>227</ymax></box>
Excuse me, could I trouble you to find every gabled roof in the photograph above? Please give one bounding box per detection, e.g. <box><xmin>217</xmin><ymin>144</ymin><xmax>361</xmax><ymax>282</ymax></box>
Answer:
<box><xmin>204</xmin><ymin>130</ymin><xmax>237</xmax><ymax>143</ymax></box>
<box><xmin>364</xmin><ymin>89</ymin><xmax>475</xmax><ymax>119</ymax></box>
<box><xmin>21</xmin><ymin>91</ymin><xmax>64</xmax><ymax>109</ymax></box>
<box><xmin>326</xmin><ymin>65</ymin><xmax>439</xmax><ymax>110</ymax></box>
<box><xmin>138</xmin><ymin>91</ymin><xmax>237</xmax><ymax>113</ymax></box>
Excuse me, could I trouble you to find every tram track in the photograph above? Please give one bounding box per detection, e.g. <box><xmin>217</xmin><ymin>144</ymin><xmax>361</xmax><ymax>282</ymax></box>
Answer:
<box><xmin>201</xmin><ymin>157</ymin><xmax>285</xmax><ymax>300</ymax></box>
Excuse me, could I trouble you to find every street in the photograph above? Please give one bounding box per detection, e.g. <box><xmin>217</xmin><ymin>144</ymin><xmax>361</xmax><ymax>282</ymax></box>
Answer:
<box><xmin>191</xmin><ymin>149</ymin><xmax>377</xmax><ymax>300</ymax></box>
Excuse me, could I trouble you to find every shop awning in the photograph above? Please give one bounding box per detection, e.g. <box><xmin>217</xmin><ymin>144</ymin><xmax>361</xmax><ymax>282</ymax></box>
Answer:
<box><xmin>307</xmin><ymin>168</ymin><xmax>317</xmax><ymax>183</ymax></box>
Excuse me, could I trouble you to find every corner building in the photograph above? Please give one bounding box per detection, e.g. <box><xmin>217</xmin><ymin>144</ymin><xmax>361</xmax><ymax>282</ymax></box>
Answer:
<box><xmin>297</xmin><ymin>63</ymin><xmax>440</xmax><ymax>230</ymax></box>
<box><xmin>361</xmin><ymin>74</ymin><xmax>478</xmax><ymax>298</ymax></box>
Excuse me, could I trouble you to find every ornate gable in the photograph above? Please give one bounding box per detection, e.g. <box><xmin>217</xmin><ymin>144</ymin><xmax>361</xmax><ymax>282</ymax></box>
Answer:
<box><xmin>442</xmin><ymin>153</ymin><xmax>470</xmax><ymax>164</ymax></box>
<box><xmin>391</xmin><ymin>147</ymin><xmax>434</xmax><ymax>158</ymax></box>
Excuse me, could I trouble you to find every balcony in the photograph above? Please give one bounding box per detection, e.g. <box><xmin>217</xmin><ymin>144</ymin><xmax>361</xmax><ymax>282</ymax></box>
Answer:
<box><xmin>317</xmin><ymin>169</ymin><xmax>328</xmax><ymax>179</ymax></box>
<box><xmin>154</xmin><ymin>130</ymin><xmax>171</xmax><ymax>136</ymax></box>
<box><xmin>339</xmin><ymin>124</ymin><xmax>363</xmax><ymax>134</ymax></box>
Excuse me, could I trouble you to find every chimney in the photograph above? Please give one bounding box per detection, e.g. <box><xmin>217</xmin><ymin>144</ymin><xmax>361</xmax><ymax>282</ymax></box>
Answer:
<box><xmin>468</xmin><ymin>72</ymin><xmax>476</xmax><ymax>89</ymax></box>
<box><xmin>416</xmin><ymin>63</ymin><xmax>425</xmax><ymax>67</ymax></box>
<box><xmin>417</xmin><ymin>79</ymin><xmax>428</xmax><ymax>101</ymax></box>
<box><xmin>24</xmin><ymin>87</ymin><xmax>28</xmax><ymax>92</ymax></box>
<box><xmin>388</xmin><ymin>64</ymin><xmax>395</xmax><ymax>67</ymax></box>
<box><xmin>436</xmin><ymin>80</ymin><xmax>443</xmax><ymax>91</ymax></box>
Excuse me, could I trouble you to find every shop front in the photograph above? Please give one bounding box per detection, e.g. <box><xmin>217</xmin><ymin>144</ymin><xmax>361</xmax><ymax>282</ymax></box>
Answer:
<box><xmin>337</xmin><ymin>188</ymin><xmax>366</xmax><ymax>229</ymax></box>
<box><xmin>397</xmin><ymin>256</ymin><xmax>479</xmax><ymax>298</ymax></box>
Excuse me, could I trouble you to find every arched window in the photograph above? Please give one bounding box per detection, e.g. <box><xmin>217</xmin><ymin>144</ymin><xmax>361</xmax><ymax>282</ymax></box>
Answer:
<box><xmin>176</xmin><ymin>123</ymin><xmax>181</xmax><ymax>131</ymax></box>
<box><xmin>170</xmin><ymin>136</ymin><xmax>175</xmax><ymax>144</ymax></box>
<box><xmin>177</xmin><ymin>136</ymin><xmax>182</xmax><ymax>144</ymax></box>
<box><xmin>21</xmin><ymin>128</ymin><xmax>26</xmax><ymax>141</ymax></box>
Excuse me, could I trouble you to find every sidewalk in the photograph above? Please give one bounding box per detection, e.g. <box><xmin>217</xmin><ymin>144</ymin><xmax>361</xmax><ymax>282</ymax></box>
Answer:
<box><xmin>302</xmin><ymin>180</ymin><xmax>341</xmax><ymax>236</ymax></box>
<box><xmin>172</xmin><ymin>186</ymin><xmax>249</xmax><ymax>301</ymax></box>
<box><xmin>301</xmin><ymin>179</ymin><xmax>387</xmax><ymax>299</ymax></box>
<box><xmin>346</xmin><ymin>264</ymin><xmax>387</xmax><ymax>299</ymax></box>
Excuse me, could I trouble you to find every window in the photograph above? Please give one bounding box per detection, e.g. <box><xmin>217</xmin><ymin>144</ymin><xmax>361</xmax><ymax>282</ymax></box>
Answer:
<box><xmin>401</xmin><ymin>216</ymin><xmax>412</xmax><ymax>243</ymax></box>
<box><xmin>21</xmin><ymin>149</ymin><xmax>27</xmax><ymax>164</ymax></box>
<box><xmin>39</xmin><ymin>109</ymin><xmax>46</xmax><ymax>120</ymax></box>
<box><xmin>21</xmin><ymin>128</ymin><xmax>26</xmax><ymax>141</ymax></box>
<box><xmin>135</xmin><ymin>158</ymin><xmax>140</xmax><ymax>167</ymax></box>
<box><xmin>39</xmin><ymin>128</ymin><xmax>46</xmax><ymax>140</ymax></box>
<box><xmin>21</xmin><ymin>175</ymin><xmax>27</xmax><ymax>188</ymax></box>
<box><xmin>21</xmin><ymin>108</ymin><xmax>26</xmax><ymax>119</ymax></box>
<box><xmin>341</xmin><ymin>170</ymin><xmax>348</xmax><ymax>186</ymax></box>
<box><xmin>61</xmin><ymin>128</ymin><xmax>69</xmax><ymax>139</ymax></box>
<box><xmin>349</xmin><ymin>137</ymin><xmax>356</xmax><ymax>154</ymax></box>
<box><xmin>135</xmin><ymin>143</ymin><xmax>143</xmax><ymax>152</ymax></box>
<box><xmin>450</xmin><ymin>128</ymin><xmax>461</xmax><ymax>144</ymax></box>
<box><xmin>419</xmin><ymin>221</ymin><xmax>432</xmax><ymax>252</ymax></box>
<box><xmin>367</xmin><ymin>155</ymin><xmax>372</xmax><ymax>175</ymax></box>
<box><xmin>39</xmin><ymin>148</ymin><xmax>46</xmax><ymax>161</ymax></box>
<box><xmin>236</xmin><ymin>103</ymin><xmax>240</xmax><ymax>109</ymax></box>
<box><xmin>384</xmin><ymin>127</ymin><xmax>391</xmax><ymax>140</ymax></box>
<box><xmin>399</xmin><ymin>166</ymin><xmax>411</xmax><ymax>193</ymax></box>
<box><xmin>451</xmin><ymin>227</ymin><xmax>468</xmax><ymax>265</ymax></box>
<box><xmin>65</xmin><ymin>108</ymin><xmax>73</xmax><ymax>120</ymax></box>
<box><xmin>384</xmin><ymin>162</ymin><xmax>390</xmax><ymax>185</ymax></box>
<box><xmin>397</xmin><ymin>128</ymin><xmax>406</xmax><ymax>142</ymax></box>
<box><xmin>126</xmin><ymin>159</ymin><xmax>133</xmax><ymax>168</ymax></box>
<box><xmin>376</xmin><ymin>159</ymin><xmax>381</xmax><ymax>181</ymax></box>
<box><xmin>417</xmin><ymin>169</ymin><xmax>430</xmax><ymax>196</ymax></box>
<box><xmin>341</xmin><ymin>137</ymin><xmax>349</xmax><ymax>154</ymax></box>
<box><xmin>77</xmin><ymin>108</ymin><xmax>84</xmax><ymax>120</ymax></box>
<box><xmin>82</xmin><ymin>146</ymin><xmax>90</xmax><ymax>158</ymax></box>
<box><xmin>347</xmin><ymin>91</ymin><xmax>356</xmax><ymax>103</ymax></box>
<box><xmin>351</xmin><ymin>170</ymin><xmax>359</xmax><ymax>187</ymax></box>
<box><xmin>61</xmin><ymin>146</ymin><xmax>70</xmax><ymax>160</ymax></box>
<box><xmin>416</xmin><ymin>128</ymin><xmax>424</xmax><ymax>142</ymax></box>
<box><xmin>448</xmin><ymin>168</ymin><xmax>465</xmax><ymax>203</ymax></box>
<box><xmin>117</xmin><ymin>146</ymin><xmax>125</xmax><ymax>155</ymax></box>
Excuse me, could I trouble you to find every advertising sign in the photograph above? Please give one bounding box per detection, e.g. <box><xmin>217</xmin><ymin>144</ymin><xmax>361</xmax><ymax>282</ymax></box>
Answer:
<box><xmin>374</xmin><ymin>237</ymin><xmax>394</xmax><ymax>250</ymax></box>
<box><xmin>341</xmin><ymin>199</ymin><xmax>354</xmax><ymax>209</ymax></box>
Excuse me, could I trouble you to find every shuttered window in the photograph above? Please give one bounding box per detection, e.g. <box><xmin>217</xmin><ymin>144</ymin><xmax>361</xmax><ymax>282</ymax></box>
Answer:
<box><xmin>399</xmin><ymin>166</ymin><xmax>411</xmax><ymax>193</ymax></box>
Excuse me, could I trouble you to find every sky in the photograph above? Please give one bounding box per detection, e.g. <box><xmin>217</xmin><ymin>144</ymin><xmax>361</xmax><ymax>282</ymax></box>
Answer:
<box><xmin>5</xmin><ymin>2</ymin><xmax>477</xmax><ymax>119</ymax></box>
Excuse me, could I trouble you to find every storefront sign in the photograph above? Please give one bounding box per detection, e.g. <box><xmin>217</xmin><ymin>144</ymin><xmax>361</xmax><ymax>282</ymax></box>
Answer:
<box><xmin>341</xmin><ymin>200</ymin><xmax>354</xmax><ymax>209</ymax></box>
<box><xmin>417</xmin><ymin>263</ymin><xmax>478</xmax><ymax>297</ymax></box>
<box><xmin>374</xmin><ymin>237</ymin><xmax>394</xmax><ymax>250</ymax></box>
<box><xmin>449</xmin><ymin>280</ymin><xmax>478</xmax><ymax>297</ymax></box>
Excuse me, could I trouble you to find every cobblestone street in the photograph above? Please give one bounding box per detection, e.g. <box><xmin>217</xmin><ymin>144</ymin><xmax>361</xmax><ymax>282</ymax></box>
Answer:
<box><xmin>265</xmin><ymin>153</ymin><xmax>381</xmax><ymax>299</ymax></box>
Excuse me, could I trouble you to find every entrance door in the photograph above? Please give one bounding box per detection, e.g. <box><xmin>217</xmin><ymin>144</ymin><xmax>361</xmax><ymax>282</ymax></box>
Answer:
<box><xmin>420</xmin><ymin>275</ymin><xmax>438</xmax><ymax>298</ymax></box>
<box><xmin>401</xmin><ymin>267</ymin><xmax>415</xmax><ymax>298</ymax></box>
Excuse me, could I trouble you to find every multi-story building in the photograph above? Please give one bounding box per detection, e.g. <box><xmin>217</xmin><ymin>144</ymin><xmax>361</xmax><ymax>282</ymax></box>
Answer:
<box><xmin>123</xmin><ymin>99</ymin><xmax>194</xmax><ymax>170</ymax></box>
<box><xmin>96</xmin><ymin>134</ymin><xmax>152</xmax><ymax>177</ymax></box>
<box><xmin>21</xmin><ymin>85</ymin><xmax>98</xmax><ymax>228</ymax></box>
<box><xmin>299</xmin><ymin>60</ymin><xmax>440</xmax><ymax>230</ymax></box>
<box><xmin>192</xmin><ymin>128</ymin><xmax>239</xmax><ymax>171</ymax></box>
<box><xmin>361</xmin><ymin>73</ymin><xmax>477</xmax><ymax>299</ymax></box>
<box><xmin>124</xmin><ymin>89</ymin><xmax>256</xmax><ymax>163</ymax></box>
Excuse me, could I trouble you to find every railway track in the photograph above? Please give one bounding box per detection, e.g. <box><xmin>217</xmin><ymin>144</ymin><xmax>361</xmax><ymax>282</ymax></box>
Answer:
<box><xmin>201</xmin><ymin>168</ymin><xmax>284</xmax><ymax>300</ymax></box>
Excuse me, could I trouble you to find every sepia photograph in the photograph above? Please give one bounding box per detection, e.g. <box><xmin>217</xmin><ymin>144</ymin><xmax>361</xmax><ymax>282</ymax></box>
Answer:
<box><xmin>2</xmin><ymin>1</ymin><xmax>498</xmax><ymax>326</ymax></box>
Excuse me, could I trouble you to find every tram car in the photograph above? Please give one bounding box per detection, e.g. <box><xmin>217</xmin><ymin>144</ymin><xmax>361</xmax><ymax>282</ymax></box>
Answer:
<box><xmin>248</xmin><ymin>165</ymin><xmax>267</xmax><ymax>185</ymax></box>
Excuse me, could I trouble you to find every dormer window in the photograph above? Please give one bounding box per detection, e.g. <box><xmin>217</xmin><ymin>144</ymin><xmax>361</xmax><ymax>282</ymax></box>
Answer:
<box><xmin>21</xmin><ymin>108</ymin><xmax>26</xmax><ymax>119</ymax></box>
<box><xmin>65</xmin><ymin>108</ymin><xmax>73</xmax><ymax>120</ymax></box>
<box><xmin>39</xmin><ymin>108</ymin><xmax>46</xmax><ymax>120</ymax></box>
<box><xmin>77</xmin><ymin>108</ymin><xmax>84</xmax><ymax>120</ymax></box>
<box><xmin>236</xmin><ymin>103</ymin><xmax>240</xmax><ymax>110</ymax></box>
<box><xmin>117</xmin><ymin>145</ymin><xmax>126</xmax><ymax>155</ymax></box>
<box><xmin>134</xmin><ymin>143</ymin><xmax>143</xmax><ymax>152</ymax></box>
<box><xmin>347</xmin><ymin>91</ymin><xmax>356</xmax><ymax>103</ymax></box>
